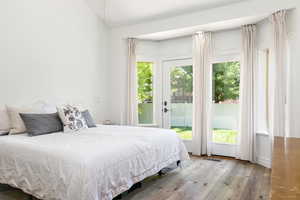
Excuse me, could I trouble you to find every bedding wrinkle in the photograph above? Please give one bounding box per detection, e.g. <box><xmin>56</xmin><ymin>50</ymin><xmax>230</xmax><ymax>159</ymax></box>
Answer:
<box><xmin>0</xmin><ymin>125</ymin><xmax>189</xmax><ymax>200</ymax></box>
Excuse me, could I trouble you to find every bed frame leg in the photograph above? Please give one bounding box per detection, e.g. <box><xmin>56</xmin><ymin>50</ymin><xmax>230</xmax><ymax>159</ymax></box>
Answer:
<box><xmin>114</xmin><ymin>194</ymin><xmax>122</xmax><ymax>199</ymax></box>
<box><xmin>135</xmin><ymin>182</ymin><xmax>142</xmax><ymax>189</ymax></box>
<box><xmin>128</xmin><ymin>181</ymin><xmax>142</xmax><ymax>193</ymax></box>
<box><xmin>158</xmin><ymin>170</ymin><xmax>164</xmax><ymax>176</ymax></box>
<box><xmin>158</xmin><ymin>160</ymin><xmax>181</xmax><ymax>176</ymax></box>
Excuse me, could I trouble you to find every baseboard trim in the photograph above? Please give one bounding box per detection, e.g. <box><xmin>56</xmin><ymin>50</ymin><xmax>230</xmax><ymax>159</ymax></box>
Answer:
<box><xmin>256</xmin><ymin>156</ymin><xmax>271</xmax><ymax>168</ymax></box>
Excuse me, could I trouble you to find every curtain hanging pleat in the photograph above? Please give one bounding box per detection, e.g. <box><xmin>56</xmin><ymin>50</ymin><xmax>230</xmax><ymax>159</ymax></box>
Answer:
<box><xmin>126</xmin><ymin>38</ymin><xmax>138</xmax><ymax>126</ymax></box>
<box><xmin>237</xmin><ymin>24</ymin><xmax>257</xmax><ymax>162</ymax></box>
<box><xmin>192</xmin><ymin>32</ymin><xmax>212</xmax><ymax>156</ymax></box>
<box><xmin>270</xmin><ymin>10</ymin><xmax>288</xmax><ymax>138</ymax></box>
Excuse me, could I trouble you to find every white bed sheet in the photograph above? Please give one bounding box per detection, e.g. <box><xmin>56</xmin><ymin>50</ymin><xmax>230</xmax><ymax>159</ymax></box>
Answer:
<box><xmin>0</xmin><ymin>125</ymin><xmax>189</xmax><ymax>200</ymax></box>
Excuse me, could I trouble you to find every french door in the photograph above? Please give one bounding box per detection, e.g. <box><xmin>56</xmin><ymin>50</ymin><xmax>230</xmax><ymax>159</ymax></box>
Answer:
<box><xmin>162</xmin><ymin>59</ymin><xmax>193</xmax><ymax>151</ymax></box>
<box><xmin>161</xmin><ymin>59</ymin><xmax>240</xmax><ymax>157</ymax></box>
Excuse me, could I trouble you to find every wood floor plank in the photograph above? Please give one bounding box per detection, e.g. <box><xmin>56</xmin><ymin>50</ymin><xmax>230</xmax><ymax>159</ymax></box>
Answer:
<box><xmin>217</xmin><ymin>161</ymin><xmax>252</xmax><ymax>200</ymax></box>
<box><xmin>169</xmin><ymin>158</ymin><xmax>232</xmax><ymax>200</ymax></box>
<box><xmin>202</xmin><ymin>160</ymin><xmax>241</xmax><ymax>200</ymax></box>
<box><xmin>123</xmin><ymin>157</ymin><xmax>270</xmax><ymax>200</ymax></box>
<box><xmin>194</xmin><ymin>160</ymin><xmax>237</xmax><ymax>200</ymax></box>
<box><xmin>227</xmin><ymin>162</ymin><xmax>256</xmax><ymax>200</ymax></box>
<box><xmin>0</xmin><ymin>156</ymin><xmax>271</xmax><ymax>200</ymax></box>
<box><xmin>127</xmin><ymin>158</ymin><xmax>217</xmax><ymax>200</ymax></box>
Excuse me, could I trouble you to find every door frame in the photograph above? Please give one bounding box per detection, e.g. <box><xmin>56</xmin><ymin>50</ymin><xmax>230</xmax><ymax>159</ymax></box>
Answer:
<box><xmin>161</xmin><ymin>58</ymin><xmax>194</xmax><ymax>152</ymax></box>
<box><xmin>162</xmin><ymin>58</ymin><xmax>193</xmax><ymax>130</ymax></box>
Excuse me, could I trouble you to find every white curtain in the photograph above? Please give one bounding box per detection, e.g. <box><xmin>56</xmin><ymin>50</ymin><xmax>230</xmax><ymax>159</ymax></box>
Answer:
<box><xmin>126</xmin><ymin>38</ymin><xmax>138</xmax><ymax>126</ymax></box>
<box><xmin>270</xmin><ymin>10</ymin><xmax>288</xmax><ymax>137</ymax></box>
<box><xmin>237</xmin><ymin>25</ymin><xmax>257</xmax><ymax>162</ymax></box>
<box><xmin>192</xmin><ymin>32</ymin><xmax>212</xmax><ymax>156</ymax></box>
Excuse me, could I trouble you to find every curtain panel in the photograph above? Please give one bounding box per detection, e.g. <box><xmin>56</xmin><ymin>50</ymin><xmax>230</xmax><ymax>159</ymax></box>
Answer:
<box><xmin>126</xmin><ymin>38</ymin><xmax>138</xmax><ymax>126</ymax></box>
<box><xmin>192</xmin><ymin>32</ymin><xmax>212</xmax><ymax>156</ymax></box>
<box><xmin>270</xmin><ymin>10</ymin><xmax>288</xmax><ymax>137</ymax></box>
<box><xmin>237</xmin><ymin>25</ymin><xmax>257</xmax><ymax>162</ymax></box>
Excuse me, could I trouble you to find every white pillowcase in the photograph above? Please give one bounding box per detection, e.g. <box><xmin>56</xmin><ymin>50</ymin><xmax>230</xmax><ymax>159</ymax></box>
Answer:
<box><xmin>57</xmin><ymin>105</ymin><xmax>88</xmax><ymax>133</ymax></box>
<box><xmin>6</xmin><ymin>105</ymin><xmax>44</xmax><ymax>135</ymax></box>
<box><xmin>0</xmin><ymin>106</ymin><xmax>11</xmax><ymax>132</ymax></box>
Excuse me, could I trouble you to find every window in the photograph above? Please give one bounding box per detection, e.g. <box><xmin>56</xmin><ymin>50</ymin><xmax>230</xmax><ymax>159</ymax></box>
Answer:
<box><xmin>137</xmin><ymin>62</ymin><xmax>154</xmax><ymax>124</ymax></box>
<box><xmin>170</xmin><ymin>65</ymin><xmax>193</xmax><ymax>140</ymax></box>
<box><xmin>212</xmin><ymin>61</ymin><xmax>240</xmax><ymax>144</ymax></box>
<box><xmin>257</xmin><ymin>49</ymin><xmax>269</xmax><ymax>133</ymax></box>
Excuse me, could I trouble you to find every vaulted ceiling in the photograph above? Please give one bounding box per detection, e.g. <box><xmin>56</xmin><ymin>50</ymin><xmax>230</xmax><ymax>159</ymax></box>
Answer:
<box><xmin>86</xmin><ymin>0</ymin><xmax>248</xmax><ymax>26</ymax></box>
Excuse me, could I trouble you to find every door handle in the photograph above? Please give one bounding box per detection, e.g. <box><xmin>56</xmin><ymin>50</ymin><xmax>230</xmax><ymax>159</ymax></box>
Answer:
<box><xmin>163</xmin><ymin>108</ymin><xmax>169</xmax><ymax>113</ymax></box>
<box><xmin>164</xmin><ymin>101</ymin><xmax>168</xmax><ymax>106</ymax></box>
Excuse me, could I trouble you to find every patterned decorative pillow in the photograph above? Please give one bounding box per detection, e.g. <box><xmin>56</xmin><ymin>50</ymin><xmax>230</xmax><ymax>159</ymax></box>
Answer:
<box><xmin>57</xmin><ymin>105</ymin><xmax>88</xmax><ymax>132</ymax></box>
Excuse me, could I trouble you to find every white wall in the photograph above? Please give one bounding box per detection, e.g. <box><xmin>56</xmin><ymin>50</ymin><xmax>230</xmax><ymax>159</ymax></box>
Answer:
<box><xmin>136</xmin><ymin>40</ymin><xmax>160</xmax><ymax>58</ymax></box>
<box><xmin>159</xmin><ymin>37</ymin><xmax>192</xmax><ymax>58</ymax></box>
<box><xmin>0</xmin><ymin>0</ymin><xmax>109</xmax><ymax>122</ymax></box>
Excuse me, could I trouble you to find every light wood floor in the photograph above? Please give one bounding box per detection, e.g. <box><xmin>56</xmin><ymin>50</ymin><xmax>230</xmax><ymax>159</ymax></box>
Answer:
<box><xmin>0</xmin><ymin>156</ymin><xmax>271</xmax><ymax>200</ymax></box>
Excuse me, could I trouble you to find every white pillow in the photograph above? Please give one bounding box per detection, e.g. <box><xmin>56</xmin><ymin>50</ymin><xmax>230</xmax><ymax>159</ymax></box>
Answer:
<box><xmin>57</xmin><ymin>105</ymin><xmax>88</xmax><ymax>133</ymax></box>
<box><xmin>6</xmin><ymin>105</ymin><xmax>44</xmax><ymax>135</ymax></box>
<box><xmin>0</xmin><ymin>106</ymin><xmax>11</xmax><ymax>132</ymax></box>
<box><xmin>42</xmin><ymin>103</ymin><xmax>57</xmax><ymax>113</ymax></box>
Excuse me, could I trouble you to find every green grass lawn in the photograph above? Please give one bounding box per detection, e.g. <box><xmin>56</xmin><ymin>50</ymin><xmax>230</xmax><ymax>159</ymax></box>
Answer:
<box><xmin>212</xmin><ymin>129</ymin><xmax>237</xmax><ymax>144</ymax></box>
<box><xmin>171</xmin><ymin>126</ymin><xmax>237</xmax><ymax>144</ymax></box>
<box><xmin>171</xmin><ymin>127</ymin><xmax>193</xmax><ymax>140</ymax></box>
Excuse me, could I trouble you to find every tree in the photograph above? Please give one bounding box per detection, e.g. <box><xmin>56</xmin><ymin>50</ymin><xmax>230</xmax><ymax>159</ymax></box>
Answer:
<box><xmin>170</xmin><ymin>66</ymin><xmax>193</xmax><ymax>102</ymax></box>
<box><xmin>137</xmin><ymin>61</ymin><xmax>240</xmax><ymax>104</ymax></box>
<box><xmin>212</xmin><ymin>61</ymin><xmax>240</xmax><ymax>103</ymax></box>
<box><xmin>137</xmin><ymin>62</ymin><xmax>153</xmax><ymax>103</ymax></box>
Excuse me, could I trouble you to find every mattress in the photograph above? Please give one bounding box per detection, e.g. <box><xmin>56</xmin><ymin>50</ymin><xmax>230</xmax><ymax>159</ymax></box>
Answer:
<box><xmin>0</xmin><ymin>125</ymin><xmax>189</xmax><ymax>200</ymax></box>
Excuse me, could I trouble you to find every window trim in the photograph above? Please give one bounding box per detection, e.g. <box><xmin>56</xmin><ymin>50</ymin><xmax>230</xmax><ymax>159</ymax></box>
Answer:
<box><xmin>211</xmin><ymin>55</ymin><xmax>241</xmax><ymax>65</ymax></box>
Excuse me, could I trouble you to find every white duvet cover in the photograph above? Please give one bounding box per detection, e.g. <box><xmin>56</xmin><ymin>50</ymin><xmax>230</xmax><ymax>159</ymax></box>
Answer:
<box><xmin>0</xmin><ymin>125</ymin><xmax>189</xmax><ymax>200</ymax></box>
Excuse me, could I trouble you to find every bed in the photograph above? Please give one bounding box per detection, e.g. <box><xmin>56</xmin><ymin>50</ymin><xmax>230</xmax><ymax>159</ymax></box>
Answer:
<box><xmin>0</xmin><ymin>125</ymin><xmax>189</xmax><ymax>200</ymax></box>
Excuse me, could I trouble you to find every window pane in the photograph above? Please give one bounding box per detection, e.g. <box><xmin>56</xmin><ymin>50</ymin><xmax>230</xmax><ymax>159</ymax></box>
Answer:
<box><xmin>257</xmin><ymin>50</ymin><xmax>269</xmax><ymax>132</ymax></box>
<box><xmin>170</xmin><ymin>65</ymin><xmax>193</xmax><ymax>140</ymax></box>
<box><xmin>212</xmin><ymin>61</ymin><xmax>240</xmax><ymax>144</ymax></box>
<box><xmin>137</xmin><ymin>62</ymin><xmax>154</xmax><ymax>124</ymax></box>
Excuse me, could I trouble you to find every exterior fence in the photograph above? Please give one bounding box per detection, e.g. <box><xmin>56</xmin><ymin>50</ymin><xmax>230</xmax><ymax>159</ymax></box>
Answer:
<box><xmin>139</xmin><ymin>103</ymin><xmax>239</xmax><ymax>130</ymax></box>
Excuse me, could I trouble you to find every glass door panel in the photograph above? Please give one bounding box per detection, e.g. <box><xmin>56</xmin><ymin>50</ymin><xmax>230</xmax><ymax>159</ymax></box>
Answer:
<box><xmin>211</xmin><ymin>61</ymin><xmax>240</xmax><ymax>157</ymax></box>
<box><xmin>137</xmin><ymin>62</ymin><xmax>154</xmax><ymax>125</ymax></box>
<box><xmin>163</xmin><ymin>59</ymin><xmax>193</xmax><ymax>140</ymax></box>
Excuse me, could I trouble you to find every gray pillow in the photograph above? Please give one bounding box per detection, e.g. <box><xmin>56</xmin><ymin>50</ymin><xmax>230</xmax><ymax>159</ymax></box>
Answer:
<box><xmin>81</xmin><ymin>110</ymin><xmax>96</xmax><ymax>128</ymax></box>
<box><xmin>20</xmin><ymin>113</ymin><xmax>63</xmax><ymax>136</ymax></box>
